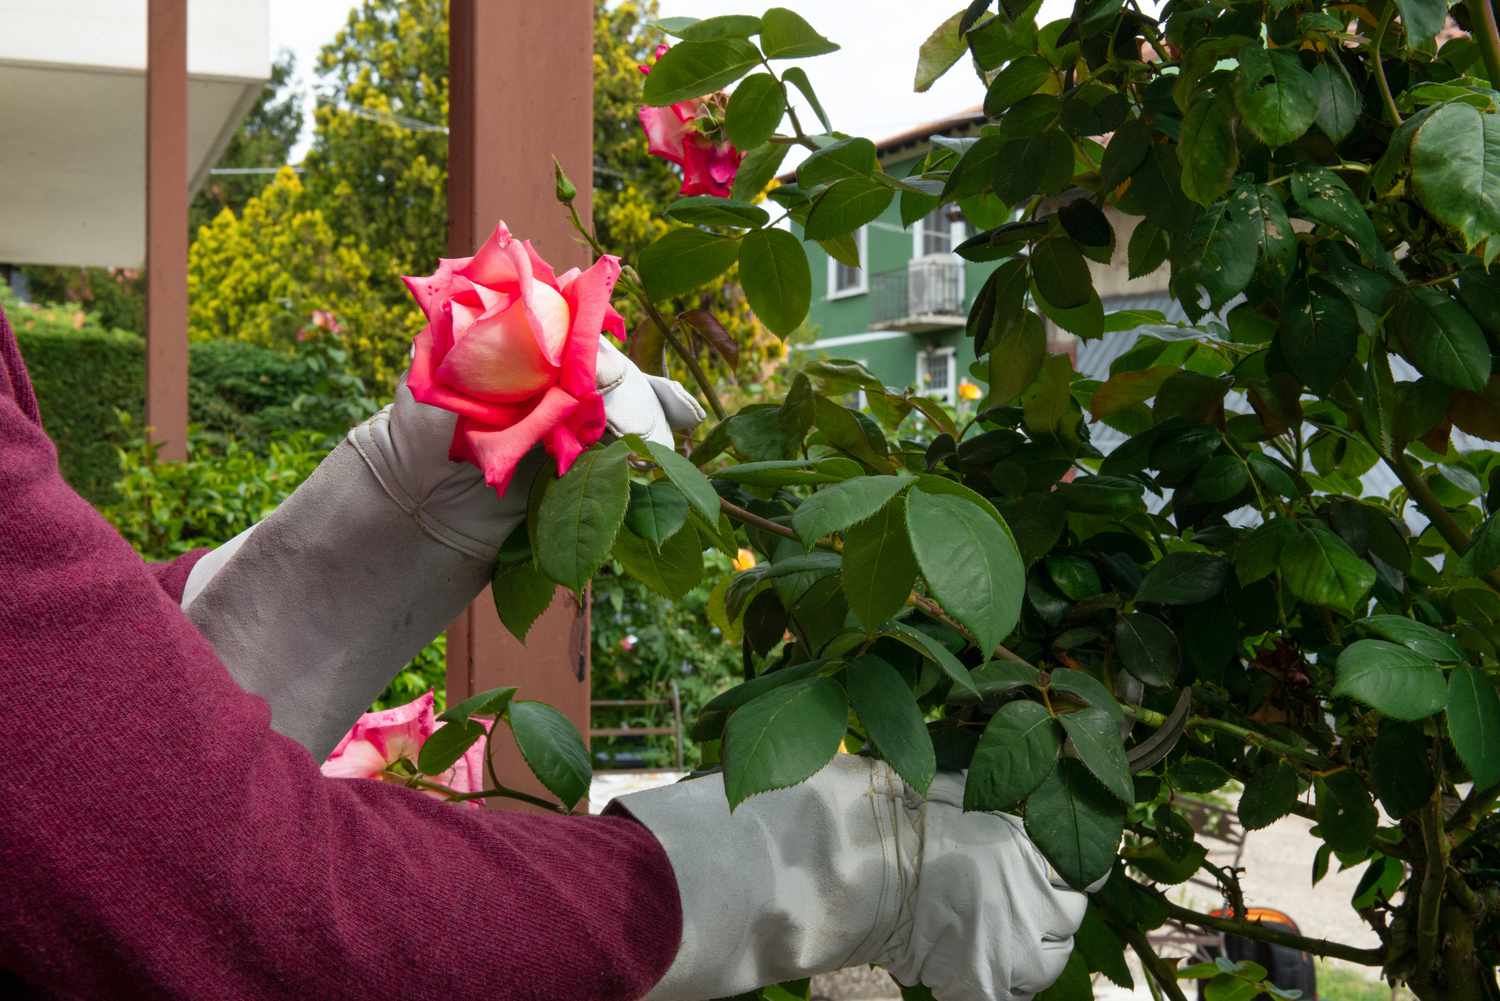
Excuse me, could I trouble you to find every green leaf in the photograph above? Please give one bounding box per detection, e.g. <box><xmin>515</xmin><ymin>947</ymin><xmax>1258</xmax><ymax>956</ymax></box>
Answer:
<box><xmin>440</xmin><ymin>685</ymin><xmax>518</xmax><ymax>724</ymax></box>
<box><xmin>846</xmin><ymin>655</ymin><xmax>936</xmax><ymax>794</ymax></box>
<box><xmin>1290</xmin><ymin>165</ymin><xmax>1380</xmax><ymax>258</ymax></box>
<box><xmin>715</xmin><ymin>457</ymin><xmax>860</xmax><ymax>487</ymax></box>
<box><xmin>1135</xmin><ymin>553</ymin><xmax>1231</xmax><ymax>606</ymax></box>
<box><xmin>965</xmin><ymin>699</ymin><xmax>1062</xmax><ymax>812</ymax></box>
<box><xmin>780</xmin><ymin>67</ymin><xmax>831</xmax><ymax>132</ymax></box>
<box><xmin>1358</xmin><ymin>615</ymin><xmax>1465</xmax><ymax>662</ymax></box>
<box><xmin>1238</xmin><ymin>760</ymin><xmax>1299</xmax><ymax>830</ymax></box>
<box><xmin>984</xmin><ymin>55</ymin><xmax>1052</xmax><ymax>117</ymax></box>
<box><xmin>1278</xmin><ymin>277</ymin><xmax>1358</xmax><ymax>393</ymax></box>
<box><xmin>724</xmin><ymin>73</ymin><xmax>784</xmax><ymax>149</ymax></box>
<box><xmin>759</xmin><ymin>7</ymin><xmax>839</xmax><ymax>59</ymax></box>
<box><xmin>906</xmin><ymin>486</ymin><xmax>1025</xmax><ymax>657</ymax></box>
<box><xmin>625</xmin><ymin>480</ymin><xmax>689</xmax><ymax>547</ymax></box>
<box><xmin>1180</xmin><ymin>90</ymin><xmax>1239</xmax><ymax>206</ymax></box>
<box><xmin>1459</xmin><ymin>514</ymin><xmax>1500</xmax><ymax>577</ymax></box>
<box><xmin>1395</xmin><ymin>0</ymin><xmax>1455</xmax><ymax>49</ymax></box>
<box><xmin>636</xmin><ymin>438</ymin><xmax>720</xmax><ymax>523</ymax></box>
<box><xmin>1074</xmin><ymin>903</ymin><xmax>1133</xmax><ymax>988</ymax></box>
<box><xmin>1025</xmin><ymin>758</ymin><xmax>1126</xmax><ymax>890</ymax></box>
<box><xmin>1171</xmin><ymin>194</ymin><xmax>1258</xmax><ymax>314</ymax></box>
<box><xmin>1193</xmin><ymin>454</ymin><xmax>1249</xmax><ymax>504</ymax></box>
<box><xmin>1233</xmin><ymin>44</ymin><xmax>1318</xmax><ymax>148</ymax></box>
<box><xmin>993</xmin><ymin>130</ymin><xmax>1076</xmax><ymax>203</ymax></box>
<box><xmin>1312</xmin><ymin>57</ymin><xmax>1362</xmax><ymax>144</ymax></box>
<box><xmin>1101</xmin><ymin>118</ymin><xmax>1152</xmax><ymax>189</ymax></box>
<box><xmin>417</xmin><ymin>718</ymin><xmax>487</xmax><ymax>776</ymax></box>
<box><xmin>732</xmin><ymin>141</ymin><xmax>790</xmax><ymax>200</ymax></box>
<box><xmin>1448</xmin><ymin>666</ymin><xmax>1500</xmax><ymax>790</ymax></box>
<box><xmin>966</xmin><ymin>659</ymin><xmax>1043</xmax><ymax>700</ymax></box>
<box><xmin>536</xmin><ymin>441</ymin><xmax>631</xmax><ymax>591</ymax></box>
<box><xmin>1372</xmin><ymin>720</ymin><xmax>1435</xmax><ymax>818</ymax></box>
<box><xmin>1315</xmin><ymin>770</ymin><xmax>1377</xmax><ymax>854</ymax></box>
<box><xmin>639</xmin><ymin>228</ymin><xmax>741</xmax><ymax>298</ymax></box>
<box><xmin>1171</xmin><ymin>757</ymin><xmax>1232</xmax><ymax>793</ymax></box>
<box><xmin>663</xmin><ymin>195</ymin><xmax>770</xmax><ymax>229</ymax></box>
<box><xmin>1411</xmin><ymin>102</ymin><xmax>1500</xmax><ymax>266</ymax></box>
<box><xmin>491</xmin><ymin>560</ymin><xmax>557</xmax><ymax>643</ymax></box>
<box><xmin>613</xmin><ymin>523</ymin><xmax>703</xmax><ymax>599</ymax></box>
<box><xmin>1058</xmin><ymin>199</ymin><xmax>1116</xmax><ymax>264</ymax></box>
<box><xmin>987</xmin><ymin>310</ymin><xmax>1049</xmax><ymax>406</ymax></box>
<box><xmin>1114</xmin><ymin>613</ymin><xmax>1180</xmax><ymax>687</ymax></box>
<box><xmin>508</xmin><ymin>701</ymin><xmax>593</xmax><ymax>810</ymax></box>
<box><xmin>642</xmin><ymin>39</ymin><xmax>762</xmax><ymax>106</ymax></box>
<box><xmin>804</xmin><ymin>177</ymin><xmax>895</xmax><ymax>240</ymax></box>
<box><xmin>1049</xmin><ymin>667</ymin><xmax>1124</xmax><ymax>723</ymax></box>
<box><xmin>723</xmin><ymin>677</ymin><xmax>848</xmax><ymax>809</ymax></box>
<box><xmin>1127</xmin><ymin>218</ymin><xmax>1169</xmax><ymax>278</ymax></box>
<box><xmin>1032</xmin><ymin>236</ymin><xmax>1093</xmax><ymax>310</ymax></box>
<box><xmin>812</xmin><ymin>396</ymin><xmax>890</xmax><ymax>468</ymax></box>
<box><xmin>1282</xmin><ymin>523</ymin><xmax>1375</xmax><ymax>616</ymax></box>
<box><xmin>914</xmin><ymin>8</ymin><xmax>969</xmax><ymax>92</ymax></box>
<box><xmin>1239</xmin><ymin>182</ymin><xmax>1298</xmax><ymax>283</ymax></box>
<box><xmin>1059</xmin><ymin>708</ymin><xmax>1133</xmax><ymax>805</ymax></box>
<box><xmin>1386</xmin><ymin>287</ymin><xmax>1492</xmax><ymax>392</ymax></box>
<box><xmin>792</xmin><ymin>474</ymin><xmax>911</xmax><ymax>548</ymax></box>
<box><xmin>797</xmin><ymin>138</ymin><xmax>878</xmax><ymax>186</ymax></box>
<box><xmin>1334</xmin><ymin>640</ymin><xmax>1448</xmax><ymax>719</ymax></box>
<box><xmin>660</xmin><ymin>14</ymin><xmax>762</xmax><ymax>40</ymax></box>
<box><xmin>883</xmin><ymin>620</ymin><xmax>978</xmax><ymax>696</ymax></box>
<box><xmin>739</xmin><ymin>228</ymin><xmax>812</xmax><ymax>336</ymax></box>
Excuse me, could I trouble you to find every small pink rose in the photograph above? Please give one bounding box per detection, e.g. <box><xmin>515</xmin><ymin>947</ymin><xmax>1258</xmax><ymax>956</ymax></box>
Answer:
<box><xmin>321</xmin><ymin>691</ymin><xmax>490</xmax><ymax>806</ymax></box>
<box><xmin>638</xmin><ymin>44</ymin><xmax>743</xmax><ymax>199</ymax></box>
<box><xmin>402</xmin><ymin>221</ymin><xmax>628</xmax><ymax>496</ymax></box>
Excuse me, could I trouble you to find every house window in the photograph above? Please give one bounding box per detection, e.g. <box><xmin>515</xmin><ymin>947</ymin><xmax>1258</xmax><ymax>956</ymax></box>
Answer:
<box><xmin>917</xmin><ymin>346</ymin><xmax>957</xmax><ymax>405</ymax></box>
<box><xmin>826</xmin><ymin>226</ymin><xmax>869</xmax><ymax>299</ymax></box>
<box><xmin>914</xmin><ymin>206</ymin><xmax>964</xmax><ymax>258</ymax></box>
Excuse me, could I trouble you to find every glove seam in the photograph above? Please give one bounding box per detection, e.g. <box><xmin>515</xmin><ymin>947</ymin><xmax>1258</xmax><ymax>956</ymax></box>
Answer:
<box><xmin>348</xmin><ymin>427</ymin><xmax>499</xmax><ymax>562</ymax></box>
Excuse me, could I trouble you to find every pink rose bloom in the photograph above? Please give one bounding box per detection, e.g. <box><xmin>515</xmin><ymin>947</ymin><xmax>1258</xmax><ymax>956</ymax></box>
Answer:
<box><xmin>402</xmin><ymin>221</ymin><xmax>627</xmax><ymax>496</ymax></box>
<box><xmin>638</xmin><ymin>45</ymin><xmax>743</xmax><ymax>198</ymax></box>
<box><xmin>321</xmin><ymin>691</ymin><xmax>489</xmax><ymax>804</ymax></box>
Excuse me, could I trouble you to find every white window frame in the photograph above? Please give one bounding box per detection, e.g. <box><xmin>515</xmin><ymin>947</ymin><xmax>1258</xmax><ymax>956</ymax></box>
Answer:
<box><xmin>911</xmin><ymin>207</ymin><xmax>967</xmax><ymax>261</ymax></box>
<box><xmin>826</xmin><ymin>226</ymin><xmax>869</xmax><ymax>300</ymax></box>
<box><xmin>916</xmin><ymin>346</ymin><xmax>958</xmax><ymax>406</ymax></box>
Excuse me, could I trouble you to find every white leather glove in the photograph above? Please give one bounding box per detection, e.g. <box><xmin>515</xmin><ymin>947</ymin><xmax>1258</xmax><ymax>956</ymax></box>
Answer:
<box><xmin>183</xmin><ymin>338</ymin><xmax>704</xmax><ymax>759</ymax></box>
<box><xmin>612</xmin><ymin>756</ymin><xmax>1091</xmax><ymax>1001</ymax></box>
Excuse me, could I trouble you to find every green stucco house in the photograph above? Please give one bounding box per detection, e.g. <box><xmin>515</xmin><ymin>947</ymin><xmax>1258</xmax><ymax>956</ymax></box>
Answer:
<box><xmin>788</xmin><ymin>110</ymin><xmax>993</xmax><ymax>407</ymax></box>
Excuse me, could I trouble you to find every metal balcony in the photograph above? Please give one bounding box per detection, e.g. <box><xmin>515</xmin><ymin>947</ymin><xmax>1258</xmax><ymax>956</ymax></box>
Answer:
<box><xmin>869</xmin><ymin>258</ymin><xmax>967</xmax><ymax>331</ymax></box>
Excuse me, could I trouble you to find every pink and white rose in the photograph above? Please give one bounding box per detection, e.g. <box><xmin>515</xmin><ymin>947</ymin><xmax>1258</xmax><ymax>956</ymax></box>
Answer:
<box><xmin>402</xmin><ymin>221</ymin><xmax>627</xmax><ymax>496</ymax></box>
<box><xmin>321</xmin><ymin>691</ymin><xmax>488</xmax><ymax>805</ymax></box>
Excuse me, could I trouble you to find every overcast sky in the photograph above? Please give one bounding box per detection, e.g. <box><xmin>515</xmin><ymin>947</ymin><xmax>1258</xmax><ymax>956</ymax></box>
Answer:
<box><xmin>270</xmin><ymin>1</ymin><xmax>1079</xmax><ymax>159</ymax></box>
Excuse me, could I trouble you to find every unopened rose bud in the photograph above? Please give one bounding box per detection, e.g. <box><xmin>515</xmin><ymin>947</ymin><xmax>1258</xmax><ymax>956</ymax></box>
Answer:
<box><xmin>553</xmin><ymin>158</ymin><xmax>577</xmax><ymax>204</ymax></box>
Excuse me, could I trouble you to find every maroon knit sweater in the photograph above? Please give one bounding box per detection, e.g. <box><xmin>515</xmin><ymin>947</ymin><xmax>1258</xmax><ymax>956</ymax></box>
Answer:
<box><xmin>0</xmin><ymin>304</ymin><xmax>682</xmax><ymax>999</ymax></box>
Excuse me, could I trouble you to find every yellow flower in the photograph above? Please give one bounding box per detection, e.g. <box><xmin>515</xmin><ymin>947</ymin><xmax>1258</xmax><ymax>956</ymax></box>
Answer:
<box><xmin>958</xmin><ymin>380</ymin><xmax>983</xmax><ymax>401</ymax></box>
<box><xmin>732</xmin><ymin>547</ymin><xmax>758</xmax><ymax>572</ymax></box>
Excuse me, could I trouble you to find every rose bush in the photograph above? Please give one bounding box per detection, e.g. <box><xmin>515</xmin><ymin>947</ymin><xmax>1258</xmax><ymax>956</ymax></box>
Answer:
<box><xmin>403</xmin><ymin>221</ymin><xmax>627</xmax><ymax>495</ymax></box>
<box><xmin>397</xmin><ymin>4</ymin><xmax>1500</xmax><ymax>1000</ymax></box>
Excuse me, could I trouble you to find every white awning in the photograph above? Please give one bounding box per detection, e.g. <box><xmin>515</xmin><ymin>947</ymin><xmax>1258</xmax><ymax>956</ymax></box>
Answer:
<box><xmin>0</xmin><ymin>0</ymin><xmax>270</xmax><ymax>268</ymax></box>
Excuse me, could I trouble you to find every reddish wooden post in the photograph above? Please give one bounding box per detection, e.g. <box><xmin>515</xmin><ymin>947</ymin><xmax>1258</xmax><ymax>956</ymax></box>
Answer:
<box><xmin>447</xmin><ymin>0</ymin><xmax>595</xmax><ymax>808</ymax></box>
<box><xmin>146</xmin><ymin>0</ymin><xmax>190</xmax><ymax>461</ymax></box>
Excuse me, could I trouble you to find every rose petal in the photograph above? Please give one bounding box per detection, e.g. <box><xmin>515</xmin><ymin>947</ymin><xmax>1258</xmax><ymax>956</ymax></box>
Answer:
<box><xmin>602</xmin><ymin>303</ymin><xmax>626</xmax><ymax>342</ymax></box>
<box><xmin>455</xmin><ymin>386</ymin><xmax>584</xmax><ymax>496</ymax></box>
<box><xmin>639</xmin><ymin>106</ymin><xmax>689</xmax><ymax>165</ymax></box>
<box><xmin>521</xmin><ymin>240</ymin><xmax>560</xmax><ymax>288</ymax></box>
<box><xmin>409</xmin><ymin>320</ymin><xmax>518</xmax><ymax>423</ymax></box>
<box><xmin>555</xmin><ymin>254</ymin><xmax>621</xmax><ymax>399</ymax></box>
<box><xmin>680</xmin><ymin>136</ymin><xmax>741</xmax><ymax>198</ymax></box>
<box><xmin>401</xmin><ymin>255</ymin><xmax>473</xmax><ymax>321</ymax></box>
<box><xmin>528</xmin><ymin>278</ymin><xmax>572</xmax><ymax>366</ymax></box>
<box><xmin>437</xmin><ymin>297</ymin><xmax>559</xmax><ymax>402</ymax></box>
<box><xmin>319</xmin><ymin>739</ymin><xmax>392</xmax><ymax>780</ymax></box>
<box><xmin>457</xmin><ymin>221</ymin><xmax>531</xmax><ymax>294</ymax></box>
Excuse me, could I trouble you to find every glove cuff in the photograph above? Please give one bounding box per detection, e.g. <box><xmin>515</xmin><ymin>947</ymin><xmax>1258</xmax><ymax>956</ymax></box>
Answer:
<box><xmin>611</xmin><ymin>757</ymin><xmax>914</xmax><ymax>1001</ymax></box>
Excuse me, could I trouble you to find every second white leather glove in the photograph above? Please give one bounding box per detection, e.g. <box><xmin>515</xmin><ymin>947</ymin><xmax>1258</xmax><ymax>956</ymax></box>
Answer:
<box><xmin>611</xmin><ymin>756</ymin><xmax>1091</xmax><ymax>1001</ymax></box>
<box><xmin>184</xmin><ymin>338</ymin><xmax>703</xmax><ymax>759</ymax></box>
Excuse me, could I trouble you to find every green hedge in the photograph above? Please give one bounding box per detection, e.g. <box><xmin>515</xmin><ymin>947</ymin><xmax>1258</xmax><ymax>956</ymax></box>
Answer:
<box><xmin>10</xmin><ymin>310</ymin><xmax>146</xmax><ymax>505</ymax></box>
<box><xmin>7</xmin><ymin>292</ymin><xmax>375</xmax><ymax>505</ymax></box>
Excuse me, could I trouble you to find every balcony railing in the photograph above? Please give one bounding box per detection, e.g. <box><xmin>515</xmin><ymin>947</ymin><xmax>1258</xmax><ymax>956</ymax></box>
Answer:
<box><xmin>870</xmin><ymin>258</ymin><xmax>967</xmax><ymax>330</ymax></box>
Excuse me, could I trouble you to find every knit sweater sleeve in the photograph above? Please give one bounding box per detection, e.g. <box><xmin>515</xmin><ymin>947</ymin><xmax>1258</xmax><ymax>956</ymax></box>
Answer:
<box><xmin>146</xmin><ymin>549</ymin><xmax>209</xmax><ymax>603</ymax></box>
<box><xmin>0</xmin><ymin>390</ymin><xmax>682</xmax><ymax>1000</ymax></box>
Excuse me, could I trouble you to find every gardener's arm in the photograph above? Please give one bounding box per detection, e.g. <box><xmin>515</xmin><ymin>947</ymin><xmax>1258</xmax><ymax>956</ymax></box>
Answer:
<box><xmin>0</xmin><ymin>389</ymin><xmax>682</xmax><ymax>1001</ymax></box>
